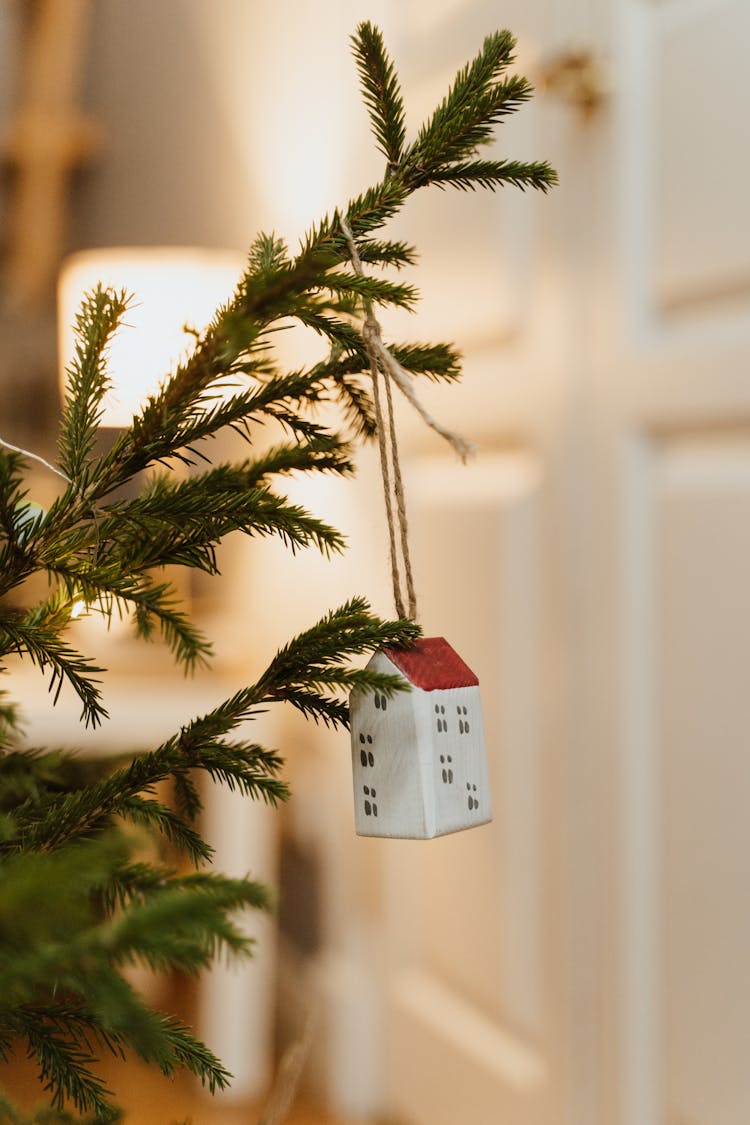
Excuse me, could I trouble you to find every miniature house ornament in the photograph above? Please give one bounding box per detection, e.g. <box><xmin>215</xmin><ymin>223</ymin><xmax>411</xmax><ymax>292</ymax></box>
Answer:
<box><xmin>349</xmin><ymin>637</ymin><xmax>492</xmax><ymax>839</ymax></box>
<box><xmin>340</xmin><ymin>216</ymin><xmax>491</xmax><ymax>840</ymax></box>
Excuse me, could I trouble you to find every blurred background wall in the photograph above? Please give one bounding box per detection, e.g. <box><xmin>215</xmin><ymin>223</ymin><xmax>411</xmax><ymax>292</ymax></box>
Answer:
<box><xmin>2</xmin><ymin>2</ymin><xmax>750</xmax><ymax>1124</ymax></box>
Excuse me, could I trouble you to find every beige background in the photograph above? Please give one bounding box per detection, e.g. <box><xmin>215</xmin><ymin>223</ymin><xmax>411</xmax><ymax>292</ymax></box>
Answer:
<box><xmin>2</xmin><ymin>2</ymin><xmax>750</xmax><ymax>1124</ymax></box>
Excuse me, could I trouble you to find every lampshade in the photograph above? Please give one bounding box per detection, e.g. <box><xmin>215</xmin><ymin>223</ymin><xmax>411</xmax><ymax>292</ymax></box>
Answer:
<box><xmin>58</xmin><ymin>246</ymin><xmax>244</xmax><ymax>427</ymax></box>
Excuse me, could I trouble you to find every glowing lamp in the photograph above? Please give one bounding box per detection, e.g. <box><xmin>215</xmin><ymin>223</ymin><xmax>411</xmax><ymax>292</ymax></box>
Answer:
<box><xmin>58</xmin><ymin>247</ymin><xmax>243</xmax><ymax>427</ymax></box>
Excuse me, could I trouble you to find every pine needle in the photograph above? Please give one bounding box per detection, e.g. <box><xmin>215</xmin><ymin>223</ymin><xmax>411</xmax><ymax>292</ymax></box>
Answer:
<box><xmin>0</xmin><ymin>21</ymin><xmax>556</xmax><ymax>1123</ymax></box>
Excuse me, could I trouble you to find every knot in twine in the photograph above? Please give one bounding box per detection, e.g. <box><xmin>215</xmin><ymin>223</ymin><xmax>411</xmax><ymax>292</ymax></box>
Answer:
<box><xmin>339</xmin><ymin>214</ymin><xmax>475</xmax><ymax>622</ymax></box>
<box><xmin>360</xmin><ymin>313</ymin><xmax>475</xmax><ymax>463</ymax></box>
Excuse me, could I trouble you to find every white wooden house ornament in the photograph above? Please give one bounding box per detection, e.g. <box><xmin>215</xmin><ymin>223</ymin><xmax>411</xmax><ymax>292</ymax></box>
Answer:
<box><xmin>349</xmin><ymin>637</ymin><xmax>492</xmax><ymax>839</ymax></box>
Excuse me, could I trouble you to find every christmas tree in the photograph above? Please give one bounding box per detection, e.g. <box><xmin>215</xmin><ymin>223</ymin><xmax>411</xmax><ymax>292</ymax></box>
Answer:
<box><xmin>0</xmin><ymin>23</ymin><xmax>555</xmax><ymax>1124</ymax></box>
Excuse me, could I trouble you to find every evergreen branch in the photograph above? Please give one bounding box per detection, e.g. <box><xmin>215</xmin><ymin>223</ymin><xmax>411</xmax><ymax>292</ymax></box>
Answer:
<box><xmin>355</xmin><ymin>237</ymin><xmax>416</xmax><ymax>270</ymax></box>
<box><xmin>0</xmin><ymin>845</ymin><xmax>260</xmax><ymax>1103</ymax></box>
<box><xmin>318</xmin><ymin>269</ymin><xmax>418</xmax><ymax>310</ymax></box>
<box><xmin>184</xmin><ymin>741</ymin><xmax>289</xmax><ymax>805</ymax></box>
<box><xmin>0</xmin><ymin>441</ymin><xmax>70</xmax><ymax>491</ymax></box>
<box><xmin>427</xmin><ymin>157</ymin><xmax>558</xmax><ymax>193</ymax></box>
<box><xmin>257</xmin><ymin>597</ymin><xmax>419</xmax><ymax>691</ymax></box>
<box><xmin>86</xmin><ymin>974</ymin><xmax>232</xmax><ymax>1096</ymax></box>
<box><xmin>0</xmin><ymin>23</ymin><xmax>557</xmax><ymax>1124</ymax></box>
<box><xmin>10</xmin><ymin>502</ymin><xmax>48</xmax><ymax>547</ymax></box>
<box><xmin>405</xmin><ymin>30</ymin><xmax>521</xmax><ymax>171</ymax></box>
<box><xmin>269</xmin><ymin>689</ymin><xmax>350</xmax><ymax>728</ymax></box>
<box><xmin>281</xmin><ymin>325</ymin><xmax>460</xmax><ymax>402</ymax></box>
<box><xmin>57</xmin><ymin>287</ymin><xmax>131</xmax><ymax>485</ymax></box>
<box><xmin>3</xmin><ymin>977</ymin><xmax>233</xmax><ymax>1108</ymax></box>
<box><xmin>6</xmin><ymin>868</ymin><xmax>258</xmax><ymax>993</ymax></box>
<box><xmin>230</xmin><ymin>436</ymin><xmax>355</xmax><ymax>487</ymax></box>
<box><xmin>5</xmin><ymin>1010</ymin><xmax>118</xmax><ymax>1121</ymax></box>
<box><xmin>0</xmin><ymin>749</ymin><xmax>76</xmax><ymax>810</ymax></box>
<box><xmin>100</xmin><ymin>469</ymin><xmax>349</xmax><ymax>566</ymax></box>
<box><xmin>130</xmin><ymin>585</ymin><xmax>211</xmax><ymax>669</ymax></box>
<box><xmin>0</xmin><ymin>452</ymin><xmax>30</xmax><ymax>548</ymax></box>
<box><xmin>43</xmin><ymin>568</ymin><xmax>211</xmax><ymax>673</ymax></box>
<box><xmin>100</xmin><ymin>370</ymin><xmax>326</xmax><ymax>484</ymax></box>
<box><xmin>329</xmin><ymin>373</ymin><xmax>377</xmax><ymax>439</ymax></box>
<box><xmin>14</xmin><ymin>1004</ymin><xmax>128</xmax><ymax>1064</ymax></box>
<box><xmin>8</xmin><ymin>737</ymin><xmax>286</xmax><ymax>855</ymax></box>
<box><xmin>294</xmin><ymin>309</ymin><xmax>365</xmax><ymax>355</ymax></box>
<box><xmin>174</xmin><ymin>870</ymin><xmax>270</xmax><ymax>911</ymax></box>
<box><xmin>0</xmin><ymin>610</ymin><xmax>106</xmax><ymax>729</ymax></box>
<box><xmin>21</xmin><ymin>975</ymin><xmax>234</xmax><ymax>1103</ymax></box>
<box><xmin>240</xmin><ymin>251</ymin><xmax>345</xmax><ymax>324</ymax></box>
<box><xmin>172</xmin><ymin>771</ymin><xmax>203</xmax><ymax>821</ymax></box>
<box><xmin>0</xmin><ymin>456</ymin><xmax>51</xmax><ymax>603</ymax></box>
<box><xmin>35</xmin><ymin>26</ymin><xmax>553</xmax><ymax>512</ymax></box>
<box><xmin>389</xmin><ymin>341</ymin><xmax>462</xmax><ymax>381</ymax></box>
<box><xmin>117</xmin><ymin>796</ymin><xmax>212</xmax><ymax>867</ymax></box>
<box><xmin>99</xmin><ymin>864</ymin><xmax>269</xmax><ymax>917</ymax></box>
<box><xmin>98</xmin><ymin>861</ymin><xmax>175</xmax><ymax>912</ymax></box>
<box><xmin>247</xmin><ymin>231</ymin><xmax>290</xmax><ymax>274</ymax></box>
<box><xmin>175</xmin><ymin>598</ymin><xmax>418</xmax><ymax>740</ymax></box>
<box><xmin>254</xmin><ymin>597</ymin><xmax>420</xmax><ymax>727</ymax></box>
<box><xmin>411</xmin><ymin>69</ymin><xmax>536</xmax><ymax>176</ymax></box>
<box><xmin>103</xmin><ymin>882</ymin><xmax>258</xmax><ymax>972</ymax></box>
<box><xmin>276</xmin><ymin>664</ymin><xmax>407</xmax><ymax>696</ymax></box>
<box><xmin>0</xmin><ymin>691</ymin><xmax>22</xmax><ymax>751</ymax></box>
<box><xmin>140</xmin><ymin>1013</ymin><xmax>232</xmax><ymax>1094</ymax></box>
<box><xmin>261</xmin><ymin>672</ymin><xmax>409</xmax><ymax>729</ymax></box>
<box><xmin>299</xmin><ymin>179</ymin><xmax>407</xmax><ymax>264</ymax></box>
<box><xmin>0</xmin><ymin>840</ymin><xmax>130</xmax><ymax>995</ymax></box>
<box><xmin>248</xmin><ymin>232</ymin><xmax>406</xmax><ymax>312</ymax></box>
<box><xmin>352</xmin><ymin>22</ymin><xmax>406</xmax><ymax>169</ymax></box>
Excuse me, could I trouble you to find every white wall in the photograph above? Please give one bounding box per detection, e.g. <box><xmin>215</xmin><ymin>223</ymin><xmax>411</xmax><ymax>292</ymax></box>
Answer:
<box><xmin>74</xmin><ymin>1</ymin><xmax>401</xmax><ymax>254</ymax></box>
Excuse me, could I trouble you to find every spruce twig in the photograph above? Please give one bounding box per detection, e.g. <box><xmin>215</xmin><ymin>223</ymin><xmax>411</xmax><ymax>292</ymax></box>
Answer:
<box><xmin>351</xmin><ymin>22</ymin><xmax>407</xmax><ymax>171</ymax></box>
<box><xmin>58</xmin><ymin>287</ymin><xmax>130</xmax><ymax>486</ymax></box>
<box><xmin>0</xmin><ymin>21</ymin><xmax>555</xmax><ymax>1123</ymax></box>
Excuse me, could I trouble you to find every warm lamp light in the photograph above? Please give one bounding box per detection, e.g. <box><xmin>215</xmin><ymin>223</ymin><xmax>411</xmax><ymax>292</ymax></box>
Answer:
<box><xmin>58</xmin><ymin>247</ymin><xmax>244</xmax><ymax>427</ymax></box>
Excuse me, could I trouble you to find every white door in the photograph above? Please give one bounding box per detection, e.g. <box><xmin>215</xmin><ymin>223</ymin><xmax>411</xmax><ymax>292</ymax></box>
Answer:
<box><xmin>321</xmin><ymin>1</ymin><xmax>750</xmax><ymax>1124</ymax></box>
<box><xmin>343</xmin><ymin>1</ymin><xmax>586</xmax><ymax>1122</ymax></box>
<box><xmin>595</xmin><ymin>2</ymin><xmax>750</xmax><ymax>1124</ymax></box>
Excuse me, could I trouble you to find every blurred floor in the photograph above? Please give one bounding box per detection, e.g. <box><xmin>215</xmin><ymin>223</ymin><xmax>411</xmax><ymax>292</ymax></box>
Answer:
<box><xmin>0</xmin><ymin>1052</ymin><xmax>372</xmax><ymax>1125</ymax></box>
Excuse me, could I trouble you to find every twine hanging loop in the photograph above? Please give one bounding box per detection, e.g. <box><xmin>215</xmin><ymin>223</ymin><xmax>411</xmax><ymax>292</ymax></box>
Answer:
<box><xmin>339</xmin><ymin>214</ymin><xmax>475</xmax><ymax>622</ymax></box>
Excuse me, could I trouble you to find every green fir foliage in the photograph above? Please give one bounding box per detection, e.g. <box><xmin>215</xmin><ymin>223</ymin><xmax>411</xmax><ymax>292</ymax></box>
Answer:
<box><xmin>0</xmin><ymin>22</ymin><xmax>554</xmax><ymax>1123</ymax></box>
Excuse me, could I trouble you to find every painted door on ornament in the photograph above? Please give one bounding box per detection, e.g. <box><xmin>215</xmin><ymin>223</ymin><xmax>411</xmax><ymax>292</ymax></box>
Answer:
<box><xmin>367</xmin><ymin>2</ymin><xmax>750</xmax><ymax>1125</ymax></box>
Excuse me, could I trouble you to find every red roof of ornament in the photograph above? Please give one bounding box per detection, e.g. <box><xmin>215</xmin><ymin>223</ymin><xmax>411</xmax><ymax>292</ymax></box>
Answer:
<box><xmin>381</xmin><ymin>637</ymin><xmax>479</xmax><ymax>691</ymax></box>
